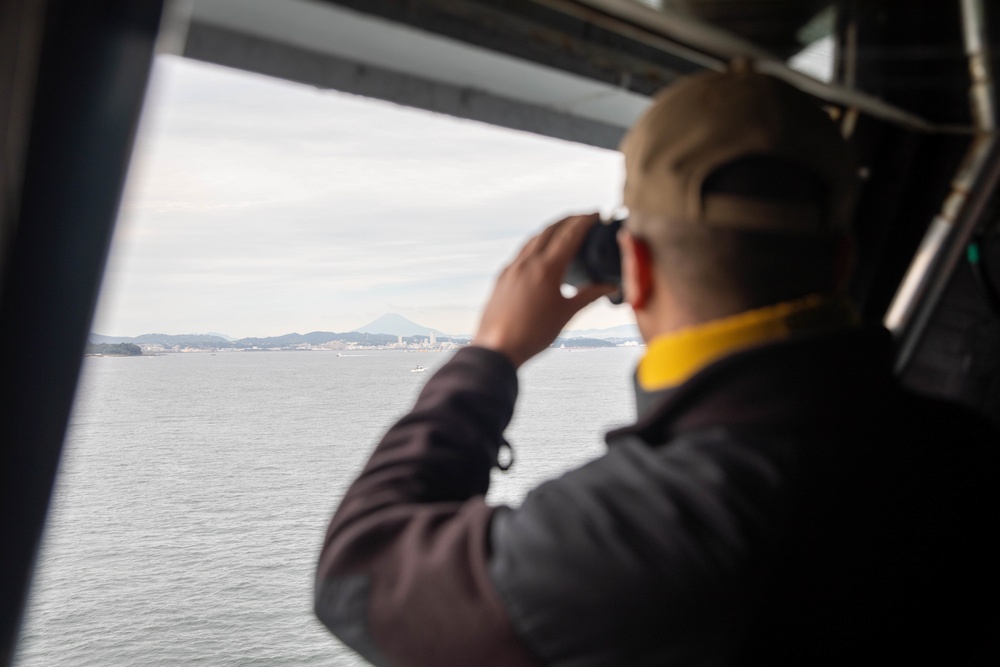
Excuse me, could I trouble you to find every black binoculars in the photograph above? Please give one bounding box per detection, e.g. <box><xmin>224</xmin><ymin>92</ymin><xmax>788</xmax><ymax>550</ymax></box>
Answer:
<box><xmin>563</xmin><ymin>217</ymin><xmax>624</xmax><ymax>304</ymax></box>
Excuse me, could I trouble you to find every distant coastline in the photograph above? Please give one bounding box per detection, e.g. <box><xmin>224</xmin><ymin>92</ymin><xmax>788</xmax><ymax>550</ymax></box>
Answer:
<box><xmin>87</xmin><ymin>331</ymin><xmax>470</xmax><ymax>354</ymax></box>
<box><xmin>88</xmin><ymin>313</ymin><xmax>643</xmax><ymax>355</ymax></box>
<box><xmin>84</xmin><ymin>334</ymin><xmax>640</xmax><ymax>355</ymax></box>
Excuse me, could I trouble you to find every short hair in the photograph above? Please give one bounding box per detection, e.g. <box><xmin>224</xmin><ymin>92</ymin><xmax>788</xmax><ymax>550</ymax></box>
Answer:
<box><xmin>635</xmin><ymin>156</ymin><xmax>846</xmax><ymax>320</ymax></box>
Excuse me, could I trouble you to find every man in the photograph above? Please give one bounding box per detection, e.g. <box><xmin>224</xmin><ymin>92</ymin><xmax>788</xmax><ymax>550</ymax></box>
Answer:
<box><xmin>315</xmin><ymin>64</ymin><xmax>1000</xmax><ymax>666</ymax></box>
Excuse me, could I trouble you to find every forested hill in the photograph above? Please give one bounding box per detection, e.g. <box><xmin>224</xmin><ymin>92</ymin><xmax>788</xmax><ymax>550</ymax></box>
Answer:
<box><xmin>86</xmin><ymin>342</ymin><xmax>142</xmax><ymax>356</ymax></box>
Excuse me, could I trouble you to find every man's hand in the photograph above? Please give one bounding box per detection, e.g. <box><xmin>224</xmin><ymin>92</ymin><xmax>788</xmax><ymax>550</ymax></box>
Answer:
<box><xmin>473</xmin><ymin>213</ymin><xmax>616</xmax><ymax>368</ymax></box>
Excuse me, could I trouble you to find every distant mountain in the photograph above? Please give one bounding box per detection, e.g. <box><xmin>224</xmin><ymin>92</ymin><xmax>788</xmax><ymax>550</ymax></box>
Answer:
<box><xmin>233</xmin><ymin>332</ymin><xmax>316</xmax><ymax>347</ymax></box>
<box><xmin>133</xmin><ymin>333</ymin><xmax>231</xmax><ymax>345</ymax></box>
<box><xmin>234</xmin><ymin>331</ymin><xmax>394</xmax><ymax>347</ymax></box>
<box><xmin>353</xmin><ymin>313</ymin><xmax>447</xmax><ymax>337</ymax></box>
<box><xmin>90</xmin><ymin>333</ymin><xmax>132</xmax><ymax>344</ymax></box>
<box><xmin>89</xmin><ymin>333</ymin><xmax>231</xmax><ymax>346</ymax></box>
<box><xmin>562</xmin><ymin>323</ymin><xmax>640</xmax><ymax>340</ymax></box>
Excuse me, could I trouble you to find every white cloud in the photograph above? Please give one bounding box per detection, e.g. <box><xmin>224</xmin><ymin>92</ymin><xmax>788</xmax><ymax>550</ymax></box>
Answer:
<box><xmin>95</xmin><ymin>55</ymin><xmax>632</xmax><ymax>338</ymax></box>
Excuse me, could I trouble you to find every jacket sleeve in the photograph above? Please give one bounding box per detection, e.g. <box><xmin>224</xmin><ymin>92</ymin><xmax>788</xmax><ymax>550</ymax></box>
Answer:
<box><xmin>315</xmin><ymin>346</ymin><xmax>541</xmax><ymax>667</ymax></box>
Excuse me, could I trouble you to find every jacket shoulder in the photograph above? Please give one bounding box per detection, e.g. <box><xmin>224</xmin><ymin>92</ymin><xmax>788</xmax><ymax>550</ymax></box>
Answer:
<box><xmin>489</xmin><ymin>428</ymin><xmax>794</xmax><ymax>666</ymax></box>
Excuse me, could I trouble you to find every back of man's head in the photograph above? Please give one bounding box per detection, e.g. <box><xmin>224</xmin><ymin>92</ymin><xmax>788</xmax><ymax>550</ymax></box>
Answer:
<box><xmin>619</xmin><ymin>63</ymin><xmax>859</xmax><ymax>320</ymax></box>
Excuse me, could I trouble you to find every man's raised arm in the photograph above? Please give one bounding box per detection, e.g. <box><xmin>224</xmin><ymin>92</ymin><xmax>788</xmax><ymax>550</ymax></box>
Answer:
<box><xmin>314</xmin><ymin>214</ymin><xmax>611</xmax><ymax>667</ymax></box>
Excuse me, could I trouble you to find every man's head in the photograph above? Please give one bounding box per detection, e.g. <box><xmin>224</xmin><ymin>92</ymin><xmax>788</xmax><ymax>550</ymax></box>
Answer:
<box><xmin>617</xmin><ymin>63</ymin><xmax>859</xmax><ymax>337</ymax></box>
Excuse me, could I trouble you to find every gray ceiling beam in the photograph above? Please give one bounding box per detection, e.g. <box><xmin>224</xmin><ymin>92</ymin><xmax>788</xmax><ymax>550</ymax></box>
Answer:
<box><xmin>180</xmin><ymin>0</ymin><xmax>687</xmax><ymax>149</ymax></box>
<box><xmin>184</xmin><ymin>20</ymin><xmax>631</xmax><ymax>149</ymax></box>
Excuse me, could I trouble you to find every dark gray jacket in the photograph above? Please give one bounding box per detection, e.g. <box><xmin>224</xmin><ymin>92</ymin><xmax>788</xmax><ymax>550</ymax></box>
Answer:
<box><xmin>316</xmin><ymin>327</ymin><xmax>1000</xmax><ymax>666</ymax></box>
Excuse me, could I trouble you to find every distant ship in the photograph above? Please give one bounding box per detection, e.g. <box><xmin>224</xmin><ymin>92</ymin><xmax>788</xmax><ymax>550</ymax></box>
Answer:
<box><xmin>411</xmin><ymin>365</ymin><xmax>427</xmax><ymax>373</ymax></box>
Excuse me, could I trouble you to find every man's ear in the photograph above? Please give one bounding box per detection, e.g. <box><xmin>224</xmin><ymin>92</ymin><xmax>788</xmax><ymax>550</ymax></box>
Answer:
<box><xmin>619</xmin><ymin>230</ymin><xmax>654</xmax><ymax>310</ymax></box>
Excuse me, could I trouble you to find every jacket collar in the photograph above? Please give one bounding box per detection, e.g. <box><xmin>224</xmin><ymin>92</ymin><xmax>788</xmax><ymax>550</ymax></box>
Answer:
<box><xmin>610</xmin><ymin>325</ymin><xmax>895</xmax><ymax>446</ymax></box>
<box><xmin>637</xmin><ymin>294</ymin><xmax>858</xmax><ymax>394</ymax></box>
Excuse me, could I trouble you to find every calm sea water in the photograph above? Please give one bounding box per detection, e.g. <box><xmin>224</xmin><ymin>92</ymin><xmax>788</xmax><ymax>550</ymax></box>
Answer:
<box><xmin>14</xmin><ymin>346</ymin><xmax>644</xmax><ymax>666</ymax></box>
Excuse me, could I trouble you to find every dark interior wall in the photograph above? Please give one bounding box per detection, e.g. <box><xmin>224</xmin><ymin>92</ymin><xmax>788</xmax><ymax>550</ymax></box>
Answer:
<box><xmin>0</xmin><ymin>3</ymin><xmax>163</xmax><ymax>665</ymax></box>
<box><xmin>903</xmin><ymin>217</ymin><xmax>1000</xmax><ymax>428</ymax></box>
<box><xmin>0</xmin><ymin>0</ymin><xmax>47</xmax><ymax>290</ymax></box>
<box><xmin>664</xmin><ymin>0</ymin><xmax>832</xmax><ymax>57</ymax></box>
<box><xmin>842</xmin><ymin>0</ymin><xmax>1000</xmax><ymax>423</ymax></box>
<box><xmin>842</xmin><ymin>0</ymin><xmax>973</xmax><ymax>321</ymax></box>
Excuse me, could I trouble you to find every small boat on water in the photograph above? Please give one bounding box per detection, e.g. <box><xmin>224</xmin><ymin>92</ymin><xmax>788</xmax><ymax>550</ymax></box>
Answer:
<box><xmin>411</xmin><ymin>365</ymin><xmax>427</xmax><ymax>373</ymax></box>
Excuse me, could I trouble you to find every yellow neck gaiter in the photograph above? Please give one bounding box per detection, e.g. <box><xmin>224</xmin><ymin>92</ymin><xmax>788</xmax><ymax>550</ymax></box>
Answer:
<box><xmin>637</xmin><ymin>294</ymin><xmax>858</xmax><ymax>392</ymax></box>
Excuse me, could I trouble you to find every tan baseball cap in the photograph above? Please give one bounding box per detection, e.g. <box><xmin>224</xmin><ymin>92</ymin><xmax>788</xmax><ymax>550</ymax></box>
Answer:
<box><xmin>620</xmin><ymin>62</ymin><xmax>858</xmax><ymax>235</ymax></box>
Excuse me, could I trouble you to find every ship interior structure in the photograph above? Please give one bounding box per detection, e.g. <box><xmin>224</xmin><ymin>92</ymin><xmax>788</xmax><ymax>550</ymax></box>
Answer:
<box><xmin>2</xmin><ymin>1</ymin><xmax>1000</xmax><ymax>663</ymax></box>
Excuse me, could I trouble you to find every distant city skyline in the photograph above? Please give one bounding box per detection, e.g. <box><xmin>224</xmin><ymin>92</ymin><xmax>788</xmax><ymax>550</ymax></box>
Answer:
<box><xmin>93</xmin><ymin>55</ymin><xmax>633</xmax><ymax>339</ymax></box>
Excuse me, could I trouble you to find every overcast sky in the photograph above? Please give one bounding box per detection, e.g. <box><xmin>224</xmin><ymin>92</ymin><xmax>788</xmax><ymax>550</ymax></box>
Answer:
<box><xmin>93</xmin><ymin>55</ymin><xmax>631</xmax><ymax>339</ymax></box>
